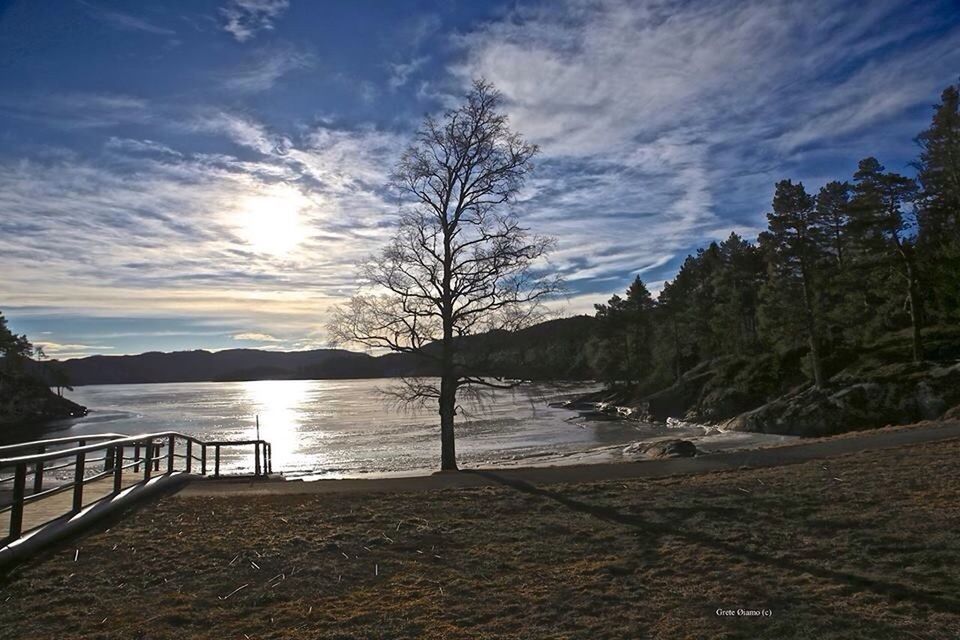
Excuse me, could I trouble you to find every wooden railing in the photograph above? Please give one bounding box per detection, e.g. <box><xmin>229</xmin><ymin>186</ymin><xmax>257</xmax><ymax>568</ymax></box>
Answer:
<box><xmin>0</xmin><ymin>432</ymin><xmax>272</xmax><ymax>545</ymax></box>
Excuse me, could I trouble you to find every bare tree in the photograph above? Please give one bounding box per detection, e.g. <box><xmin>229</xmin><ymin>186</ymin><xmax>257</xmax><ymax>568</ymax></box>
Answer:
<box><xmin>328</xmin><ymin>80</ymin><xmax>559</xmax><ymax>471</ymax></box>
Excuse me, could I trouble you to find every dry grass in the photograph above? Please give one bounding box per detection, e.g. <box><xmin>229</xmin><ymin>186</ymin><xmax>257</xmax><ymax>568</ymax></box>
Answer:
<box><xmin>2</xmin><ymin>440</ymin><xmax>960</xmax><ymax>639</ymax></box>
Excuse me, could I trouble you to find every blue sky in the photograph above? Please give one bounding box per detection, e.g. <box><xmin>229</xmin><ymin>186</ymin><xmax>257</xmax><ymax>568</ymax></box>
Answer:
<box><xmin>1</xmin><ymin>0</ymin><xmax>958</xmax><ymax>359</ymax></box>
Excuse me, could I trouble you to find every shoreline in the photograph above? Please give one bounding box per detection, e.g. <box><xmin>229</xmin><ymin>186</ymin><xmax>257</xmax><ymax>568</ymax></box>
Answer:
<box><xmin>181</xmin><ymin>418</ymin><xmax>960</xmax><ymax>495</ymax></box>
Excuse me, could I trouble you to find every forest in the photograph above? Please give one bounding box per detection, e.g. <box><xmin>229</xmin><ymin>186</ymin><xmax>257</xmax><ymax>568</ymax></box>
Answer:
<box><xmin>564</xmin><ymin>82</ymin><xmax>960</xmax><ymax>433</ymax></box>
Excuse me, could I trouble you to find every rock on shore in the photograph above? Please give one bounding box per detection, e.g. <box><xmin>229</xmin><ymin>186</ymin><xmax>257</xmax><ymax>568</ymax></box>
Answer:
<box><xmin>574</xmin><ymin>346</ymin><xmax>960</xmax><ymax>438</ymax></box>
<box><xmin>722</xmin><ymin>361</ymin><xmax>960</xmax><ymax>437</ymax></box>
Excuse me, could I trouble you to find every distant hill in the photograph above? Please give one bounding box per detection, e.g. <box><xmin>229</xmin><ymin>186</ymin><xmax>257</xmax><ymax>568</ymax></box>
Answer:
<box><xmin>44</xmin><ymin>315</ymin><xmax>601</xmax><ymax>386</ymax></box>
<box><xmin>47</xmin><ymin>348</ymin><xmax>376</xmax><ymax>385</ymax></box>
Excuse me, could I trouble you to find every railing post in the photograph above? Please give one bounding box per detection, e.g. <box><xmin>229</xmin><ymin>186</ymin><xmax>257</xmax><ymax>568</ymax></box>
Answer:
<box><xmin>255</xmin><ymin>442</ymin><xmax>261</xmax><ymax>476</ymax></box>
<box><xmin>267</xmin><ymin>443</ymin><xmax>272</xmax><ymax>474</ymax></box>
<box><xmin>186</xmin><ymin>440</ymin><xmax>193</xmax><ymax>473</ymax></box>
<box><xmin>154</xmin><ymin>443</ymin><xmax>160</xmax><ymax>472</ymax></box>
<box><xmin>9</xmin><ymin>462</ymin><xmax>26</xmax><ymax>541</ymax></box>
<box><xmin>167</xmin><ymin>435</ymin><xmax>175</xmax><ymax>474</ymax></box>
<box><xmin>214</xmin><ymin>445</ymin><xmax>221</xmax><ymax>478</ymax></box>
<box><xmin>113</xmin><ymin>445</ymin><xmax>124</xmax><ymax>493</ymax></box>
<box><xmin>201</xmin><ymin>444</ymin><xmax>207</xmax><ymax>476</ymax></box>
<box><xmin>134</xmin><ymin>443</ymin><xmax>141</xmax><ymax>473</ymax></box>
<box><xmin>33</xmin><ymin>444</ymin><xmax>45</xmax><ymax>494</ymax></box>
<box><xmin>104</xmin><ymin>445</ymin><xmax>115</xmax><ymax>472</ymax></box>
<box><xmin>72</xmin><ymin>442</ymin><xmax>86</xmax><ymax>513</ymax></box>
<box><xmin>143</xmin><ymin>440</ymin><xmax>153</xmax><ymax>481</ymax></box>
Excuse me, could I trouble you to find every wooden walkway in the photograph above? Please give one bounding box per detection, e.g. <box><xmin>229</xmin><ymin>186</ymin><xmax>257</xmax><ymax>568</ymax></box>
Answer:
<box><xmin>1</xmin><ymin>431</ymin><xmax>272</xmax><ymax>567</ymax></box>
<box><xmin>0</xmin><ymin>475</ymin><xmax>146</xmax><ymax>538</ymax></box>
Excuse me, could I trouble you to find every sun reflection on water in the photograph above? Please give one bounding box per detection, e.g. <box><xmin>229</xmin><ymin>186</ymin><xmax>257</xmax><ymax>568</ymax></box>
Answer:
<box><xmin>241</xmin><ymin>379</ymin><xmax>313</xmax><ymax>470</ymax></box>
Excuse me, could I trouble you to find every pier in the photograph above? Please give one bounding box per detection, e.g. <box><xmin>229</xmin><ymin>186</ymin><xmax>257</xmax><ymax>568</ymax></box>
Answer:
<box><xmin>0</xmin><ymin>432</ymin><xmax>272</xmax><ymax>565</ymax></box>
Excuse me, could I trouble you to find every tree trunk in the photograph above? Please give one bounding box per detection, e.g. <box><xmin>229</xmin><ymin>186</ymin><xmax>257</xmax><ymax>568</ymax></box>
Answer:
<box><xmin>904</xmin><ymin>257</ymin><xmax>924</xmax><ymax>363</ymax></box>
<box><xmin>908</xmin><ymin>284</ymin><xmax>923</xmax><ymax>362</ymax></box>
<box><xmin>439</xmin><ymin>210</ymin><xmax>458</xmax><ymax>471</ymax></box>
<box><xmin>894</xmin><ymin>240</ymin><xmax>924</xmax><ymax>363</ymax></box>
<box><xmin>800</xmin><ymin>270</ymin><xmax>824</xmax><ymax>389</ymax></box>
<box><xmin>438</xmin><ymin>375</ymin><xmax>458</xmax><ymax>471</ymax></box>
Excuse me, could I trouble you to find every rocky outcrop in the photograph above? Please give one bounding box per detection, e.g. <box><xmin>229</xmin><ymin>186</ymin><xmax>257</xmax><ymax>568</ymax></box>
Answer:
<box><xmin>578</xmin><ymin>354</ymin><xmax>796</xmax><ymax>425</ymax></box>
<box><xmin>0</xmin><ymin>374</ymin><xmax>87</xmax><ymax>427</ymax></box>
<box><xmin>722</xmin><ymin>362</ymin><xmax>960</xmax><ymax>437</ymax></box>
<box><xmin>623</xmin><ymin>439</ymin><xmax>699</xmax><ymax>459</ymax></box>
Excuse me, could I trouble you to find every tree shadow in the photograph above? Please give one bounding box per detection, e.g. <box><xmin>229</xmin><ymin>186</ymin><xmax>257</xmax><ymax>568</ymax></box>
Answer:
<box><xmin>464</xmin><ymin>469</ymin><xmax>960</xmax><ymax>616</ymax></box>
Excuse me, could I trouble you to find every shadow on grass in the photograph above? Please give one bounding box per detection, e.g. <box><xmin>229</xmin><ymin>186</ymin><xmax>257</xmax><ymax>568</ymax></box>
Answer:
<box><xmin>465</xmin><ymin>469</ymin><xmax>960</xmax><ymax>616</ymax></box>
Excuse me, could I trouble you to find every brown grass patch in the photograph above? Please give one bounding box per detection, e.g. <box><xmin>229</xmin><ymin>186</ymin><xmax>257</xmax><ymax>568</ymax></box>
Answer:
<box><xmin>2</xmin><ymin>440</ymin><xmax>960</xmax><ymax>639</ymax></box>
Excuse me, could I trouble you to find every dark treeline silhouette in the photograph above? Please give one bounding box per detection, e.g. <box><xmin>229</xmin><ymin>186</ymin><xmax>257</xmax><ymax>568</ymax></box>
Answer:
<box><xmin>0</xmin><ymin>311</ymin><xmax>86</xmax><ymax>425</ymax></box>
<box><xmin>583</xmin><ymin>82</ymin><xmax>960</xmax><ymax>421</ymax></box>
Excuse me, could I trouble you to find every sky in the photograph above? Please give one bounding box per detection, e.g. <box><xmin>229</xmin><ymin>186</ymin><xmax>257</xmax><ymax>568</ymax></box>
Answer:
<box><xmin>1</xmin><ymin>0</ymin><xmax>958</xmax><ymax>359</ymax></box>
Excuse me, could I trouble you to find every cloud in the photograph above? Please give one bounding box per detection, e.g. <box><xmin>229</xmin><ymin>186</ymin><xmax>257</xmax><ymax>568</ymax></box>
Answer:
<box><xmin>0</xmin><ymin>92</ymin><xmax>154</xmax><ymax>129</ymax></box>
<box><xmin>105</xmin><ymin>137</ymin><xmax>183</xmax><ymax>157</ymax></box>
<box><xmin>36</xmin><ymin>341</ymin><xmax>115</xmax><ymax>360</ymax></box>
<box><xmin>222</xmin><ymin>46</ymin><xmax>316</xmax><ymax>93</ymax></box>
<box><xmin>79</xmin><ymin>1</ymin><xmax>176</xmax><ymax>36</ymax></box>
<box><xmin>233</xmin><ymin>332</ymin><xmax>282</xmax><ymax>342</ymax></box>
<box><xmin>451</xmin><ymin>0</ymin><xmax>960</xmax><ymax>293</ymax></box>
<box><xmin>388</xmin><ymin>56</ymin><xmax>428</xmax><ymax>90</ymax></box>
<box><xmin>220</xmin><ymin>0</ymin><xmax>290</xmax><ymax>43</ymax></box>
<box><xmin>3</xmin><ymin>0</ymin><xmax>958</xmax><ymax>356</ymax></box>
<box><xmin>0</xmin><ymin>108</ymin><xmax>405</xmax><ymax>347</ymax></box>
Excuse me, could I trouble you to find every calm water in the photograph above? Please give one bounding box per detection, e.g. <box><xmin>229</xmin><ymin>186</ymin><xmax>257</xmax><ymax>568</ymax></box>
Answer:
<box><xmin>41</xmin><ymin>379</ymin><xmax>690</xmax><ymax>478</ymax></box>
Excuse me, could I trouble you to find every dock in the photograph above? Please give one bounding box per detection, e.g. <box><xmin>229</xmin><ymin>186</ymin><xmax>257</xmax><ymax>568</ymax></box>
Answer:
<box><xmin>0</xmin><ymin>431</ymin><xmax>272</xmax><ymax>566</ymax></box>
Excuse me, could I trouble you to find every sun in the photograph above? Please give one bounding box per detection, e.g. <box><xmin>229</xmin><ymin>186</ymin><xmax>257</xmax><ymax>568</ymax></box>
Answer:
<box><xmin>236</xmin><ymin>184</ymin><xmax>309</xmax><ymax>256</ymax></box>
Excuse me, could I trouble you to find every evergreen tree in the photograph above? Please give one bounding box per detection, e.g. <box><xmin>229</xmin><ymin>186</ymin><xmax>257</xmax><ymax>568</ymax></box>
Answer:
<box><xmin>593</xmin><ymin>276</ymin><xmax>656</xmax><ymax>384</ymax></box>
<box><xmin>713</xmin><ymin>233</ymin><xmax>764</xmax><ymax>355</ymax></box>
<box><xmin>816</xmin><ymin>181</ymin><xmax>851</xmax><ymax>268</ymax></box>
<box><xmin>914</xmin><ymin>83</ymin><xmax>960</xmax><ymax>320</ymax></box>
<box><xmin>850</xmin><ymin>158</ymin><xmax>923</xmax><ymax>361</ymax></box>
<box><xmin>759</xmin><ymin>180</ymin><xmax>826</xmax><ymax>387</ymax></box>
<box><xmin>0</xmin><ymin>311</ymin><xmax>36</xmax><ymax>376</ymax></box>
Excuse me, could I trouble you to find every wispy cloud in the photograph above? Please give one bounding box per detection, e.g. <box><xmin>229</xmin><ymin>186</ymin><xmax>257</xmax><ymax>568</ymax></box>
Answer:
<box><xmin>388</xmin><ymin>56</ymin><xmax>428</xmax><ymax>90</ymax></box>
<box><xmin>0</xmin><ymin>92</ymin><xmax>154</xmax><ymax>129</ymax></box>
<box><xmin>2</xmin><ymin>0</ymin><xmax>958</xmax><ymax>355</ymax></box>
<box><xmin>0</xmin><ymin>101</ymin><xmax>403</xmax><ymax>345</ymax></box>
<box><xmin>222</xmin><ymin>46</ymin><xmax>316</xmax><ymax>93</ymax></box>
<box><xmin>452</xmin><ymin>0</ymin><xmax>960</xmax><ymax>290</ymax></box>
<box><xmin>220</xmin><ymin>0</ymin><xmax>290</xmax><ymax>43</ymax></box>
<box><xmin>35</xmin><ymin>341</ymin><xmax>115</xmax><ymax>360</ymax></box>
<box><xmin>233</xmin><ymin>332</ymin><xmax>282</xmax><ymax>342</ymax></box>
<box><xmin>79</xmin><ymin>1</ymin><xmax>176</xmax><ymax>36</ymax></box>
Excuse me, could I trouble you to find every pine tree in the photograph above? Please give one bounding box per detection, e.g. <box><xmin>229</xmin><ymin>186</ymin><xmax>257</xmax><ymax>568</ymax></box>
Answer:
<box><xmin>915</xmin><ymin>83</ymin><xmax>960</xmax><ymax>320</ymax></box>
<box><xmin>759</xmin><ymin>180</ymin><xmax>826</xmax><ymax>387</ymax></box>
<box><xmin>850</xmin><ymin>158</ymin><xmax>923</xmax><ymax>361</ymax></box>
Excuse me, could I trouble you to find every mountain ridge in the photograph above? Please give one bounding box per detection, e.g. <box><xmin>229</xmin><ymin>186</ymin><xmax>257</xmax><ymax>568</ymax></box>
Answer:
<box><xmin>41</xmin><ymin>316</ymin><xmax>600</xmax><ymax>385</ymax></box>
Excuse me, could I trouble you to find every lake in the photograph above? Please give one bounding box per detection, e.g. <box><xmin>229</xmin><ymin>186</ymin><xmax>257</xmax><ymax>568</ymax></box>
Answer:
<box><xmin>33</xmin><ymin>379</ymin><xmax>792</xmax><ymax>478</ymax></box>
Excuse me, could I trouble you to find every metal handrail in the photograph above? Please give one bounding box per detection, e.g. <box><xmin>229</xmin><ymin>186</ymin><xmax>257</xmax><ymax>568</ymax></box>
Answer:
<box><xmin>0</xmin><ymin>433</ymin><xmax>126</xmax><ymax>456</ymax></box>
<box><xmin>0</xmin><ymin>431</ymin><xmax>259</xmax><ymax>465</ymax></box>
<box><xmin>1</xmin><ymin>431</ymin><xmax>273</xmax><ymax>545</ymax></box>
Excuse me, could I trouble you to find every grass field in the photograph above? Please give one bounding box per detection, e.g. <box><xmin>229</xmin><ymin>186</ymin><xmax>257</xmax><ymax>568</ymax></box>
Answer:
<box><xmin>2</xmin><ymin>439</ymin><xmax>959</xmax><ymax>639</ymax></box>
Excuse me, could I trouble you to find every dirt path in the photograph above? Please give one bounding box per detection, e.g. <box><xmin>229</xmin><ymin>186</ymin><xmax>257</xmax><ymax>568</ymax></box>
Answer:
<box><xmin>178</xmin><ymin>419</ymin><xmax>960</xmax><ymax>497</ymax></box>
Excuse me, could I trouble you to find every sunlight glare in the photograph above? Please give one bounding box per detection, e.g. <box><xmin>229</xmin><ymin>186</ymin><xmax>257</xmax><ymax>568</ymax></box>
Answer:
<box><xmin>242</xmin><ymin>379</ymin><xmax>312</xmax><ymax>470</ymax></box>
<box><xmin>236</xmin><ymin>184</ymin><xmax>309</xmax><ymax>256</ymax></box>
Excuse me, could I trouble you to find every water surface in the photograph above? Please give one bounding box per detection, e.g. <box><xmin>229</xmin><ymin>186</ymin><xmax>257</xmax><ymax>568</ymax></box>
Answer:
<box><xmin>34</xmin><ymin>379</ymin><xmax>792</xmax><ymax>478</ymax></box>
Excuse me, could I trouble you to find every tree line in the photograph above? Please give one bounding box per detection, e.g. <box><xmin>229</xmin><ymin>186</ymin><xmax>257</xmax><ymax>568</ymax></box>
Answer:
<box><xmin>0</xmin><ymin>311</ymin><xmax>72</xmax><ymax>396</ymax></box>
<box><xmin>589</xmin><ymin>82</ymin><xmax>960</xmax><ymax>392</ymax></box>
